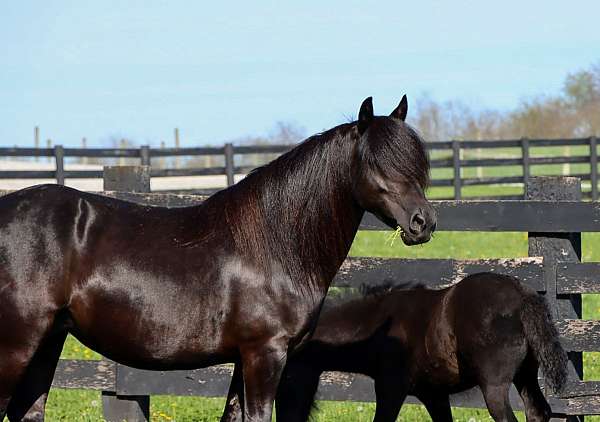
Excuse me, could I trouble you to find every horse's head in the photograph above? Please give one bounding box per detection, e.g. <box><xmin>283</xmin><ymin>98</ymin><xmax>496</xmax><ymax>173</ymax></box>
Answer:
<box><xmin>351</xmin><ymin>96</ymin><xmax>436</xmax><ymax>246</ymax></box>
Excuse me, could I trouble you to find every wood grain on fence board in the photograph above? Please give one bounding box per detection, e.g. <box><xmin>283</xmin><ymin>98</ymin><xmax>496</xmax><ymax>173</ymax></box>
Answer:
<box><xmin>557</xmin><ymin>320</ymin><xmax>600</xmax><ymax>352</ymax></box>
<box><xmin>51</xmin><ymin>360</ymin><xmax>115</xmax><ymax>390</ymax></box>
<box><xmin>557</xmin><ymin>262</ymin><xmax>600</xmax><ymax>293</ymax></box>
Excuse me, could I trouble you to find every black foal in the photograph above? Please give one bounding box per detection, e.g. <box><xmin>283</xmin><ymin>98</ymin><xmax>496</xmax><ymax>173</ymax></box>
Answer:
<box><xmin>276</xmin><ymin>273</ymin><xmax>568</xmax><ymax>422</ymax></box>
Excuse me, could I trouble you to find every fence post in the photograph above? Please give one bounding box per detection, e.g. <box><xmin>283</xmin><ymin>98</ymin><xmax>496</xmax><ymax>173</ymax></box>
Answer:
<box><xmin>34</xmin><ymin>126</ymin><xmax>39</xmax><ymax>162</ymax></box>
<box><xmin>103</xmin><ymin>166</ymin><xmax>151</xmax><ymax>193</ymax></box>
<box><xmin>47</xmin><ymin>139</ymin><xmax>52</xmax><ymax>163</ymax></box>
<box><xmin>452</xmin><ymin>140</ymin><xmax>461</xmax><ymax>200</ymax></box>
<box><xmin>81</xmin><ymin>138</ymin><xmax>88</xmax><ymax>165</ymax></box>
<box><xmin>54</xmin><ymin>145</ymin><xmax>65</xmax><ymax>185</ymax></box>
<box><xmin>521</xmin><ymin>137</ymin><xmax>530</xmax><ymax>194</ymax></box>
<box><xmin>174</xmin><ymin>128</ymin><xmax>181</xmax><ymax>169</ymax></box>
<box><xmin>119</xmin><ymin>139</ymin><xmax>127</xmax><ymax>166</ymax></box>
<box><xmin>101</xmin><ymin>165</ymin><xmax>151</xmax><ymax>422</ymax></box>
<box><xmin>591</xmin><ymin>136</ymin><xmax>597</xmax><ymax>201</ymax></box>
<box><xmin>224</xmin><ymin>142</ymin><xmax>235</xmax><ymax>186</ymax></box>
<box><xmin>527</xmin><ymin>176</ymin><xmax>582</xmax><ymax>422</ymax></box>
<box><xmin>140</xmin><ymin>145</ymin><xmax>151</xmax><ymax>167</ymax></box>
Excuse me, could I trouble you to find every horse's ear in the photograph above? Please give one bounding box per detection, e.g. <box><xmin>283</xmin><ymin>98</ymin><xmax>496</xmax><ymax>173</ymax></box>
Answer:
<box><xmin>358</xmin><ymin>97</ymin><xmax>374</xmax><ymax>134</ymax></box>
<box><xmin>390</xmin><ymin>95</ymin><xmax>408</xmax><ymax>121</ymax></box>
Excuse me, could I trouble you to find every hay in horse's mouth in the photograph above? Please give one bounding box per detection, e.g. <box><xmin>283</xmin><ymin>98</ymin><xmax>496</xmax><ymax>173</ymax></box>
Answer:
<box><xmin>386</xmin><ymin>226</ymin><xmax>405</xmax><ymax>246</ymax></box>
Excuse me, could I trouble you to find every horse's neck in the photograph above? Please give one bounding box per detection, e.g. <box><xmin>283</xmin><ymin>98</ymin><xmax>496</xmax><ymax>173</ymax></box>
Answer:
<box><xmin>255</xmin><ymin>129</ymin><xmax>363</xmax><ymax>291</ymax></box>
<box><xmin>290</xmin><ymin>185</ymin><xmax>363</xmax><ymax>284</ymax></box>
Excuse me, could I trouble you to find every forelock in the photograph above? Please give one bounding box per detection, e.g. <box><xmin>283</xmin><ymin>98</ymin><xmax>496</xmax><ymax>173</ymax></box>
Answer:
<box><xmin>360</xmin><ymin>117</ymin><xmax>430</xmax><ymax>189</ymax></box>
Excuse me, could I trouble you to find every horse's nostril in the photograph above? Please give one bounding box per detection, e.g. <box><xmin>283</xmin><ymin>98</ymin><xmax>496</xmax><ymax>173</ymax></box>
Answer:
<box><xmin>414</xmin><ymin>214</ymin><xmax>425</xmax><ymax>226</ymax></box>
<box><xmin>410</xmin><ymin>212</ymin><xmax>427</xmax><ymax>233</ymax></box>
<box><xmin>431</xmin><ymin>221</ymin><xmax>437</xmax><ymax>233</ymax></box>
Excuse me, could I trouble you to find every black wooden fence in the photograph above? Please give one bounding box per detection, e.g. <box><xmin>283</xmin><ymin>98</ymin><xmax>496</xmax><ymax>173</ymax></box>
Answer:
<box><xmin>0</xmin><ymin>136</ymin><xmax>599</xmax><ymax>199</ymax></box>
<box><xmin>31</xmin><ymin>169</ymin><xmax>600</xmax><ymax>421</ymax></box>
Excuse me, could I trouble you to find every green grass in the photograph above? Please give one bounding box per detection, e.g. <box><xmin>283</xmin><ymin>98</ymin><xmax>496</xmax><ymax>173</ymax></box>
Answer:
<box><xmin>42</xmin><ymin>391</ymin><xmax>520</xmax><ymax>421</ymax></box>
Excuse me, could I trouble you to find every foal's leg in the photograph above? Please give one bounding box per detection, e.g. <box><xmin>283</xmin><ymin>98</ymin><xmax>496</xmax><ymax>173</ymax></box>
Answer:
<box><xmin>373</xmin><ymin>375</ymin><xmax>408</xmax><ymax>422</ymax></box>
<box><xmin>514</xmin><ymin>357</ymin><xmax>552</xmax><ymax>422</ymax></box>
<box><xmin>7</xmin><ymin>331</ymin><xmax>68</xmax><ymax>422</ymax></box>
<box><xmin>220</xmin><ymin>363</ymin><xmax>244</xmax><ymax>422</ymax></box>
<box><xmin>418</xmin><ymin>393</ymin><xmax>453</xmax><ymax>422</ymax></box>
<box><xmin>275</xmin><ymin>363</ymin><xmax>322</xmax><ymax>422</ymax></box>
<box><xmin>481</xmin><ymin>383</ymin><xmax>518</xmax><ymax>422</ymax></box>
<box><xmin>239</xmin><ymin>339</ymin><xmax>288</xmax><ymax>422</ymax></box>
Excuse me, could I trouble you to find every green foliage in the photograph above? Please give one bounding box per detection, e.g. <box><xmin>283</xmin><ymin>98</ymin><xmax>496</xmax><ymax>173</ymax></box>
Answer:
<box><xmin>564</xmin><ymin>66</ymin><xmax>600</xmax><ymax>107</ymax></box>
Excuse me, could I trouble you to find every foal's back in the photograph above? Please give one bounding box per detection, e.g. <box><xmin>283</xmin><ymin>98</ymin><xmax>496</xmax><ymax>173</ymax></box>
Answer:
<box><xmin>417</xmin><ymin>273</ymin><xmax>530</xmax><ymax>389</ymax></box>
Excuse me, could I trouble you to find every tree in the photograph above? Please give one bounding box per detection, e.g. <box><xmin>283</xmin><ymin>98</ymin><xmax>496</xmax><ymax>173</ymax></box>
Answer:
<box><xmin>411</xmin><ymin>61</ymin><xmax>600</xmax><ymax>141</ymax></box>
<box><xmin>268</xmin><ymin>121</ymin><xmax>306</xmax><ymax>144</ymax></box>
<box><xmin>563</xmin><ymin>63</ymin><xmax>600</xmax><ymax>135</ymax></box>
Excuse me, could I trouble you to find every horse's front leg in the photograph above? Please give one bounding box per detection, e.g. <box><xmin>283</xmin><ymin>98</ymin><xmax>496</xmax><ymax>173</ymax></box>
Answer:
<box><xmin>239</xmin><ymin>338</ymin><xmax>288</xmax><ymax>422</ymax></box>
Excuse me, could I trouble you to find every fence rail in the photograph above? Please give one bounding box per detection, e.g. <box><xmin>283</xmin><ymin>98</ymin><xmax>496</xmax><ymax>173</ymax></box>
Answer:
<box><xmin>1</xmin><ymin>136</ymin><xmax>599</xmax><ymax>199</ymax></box>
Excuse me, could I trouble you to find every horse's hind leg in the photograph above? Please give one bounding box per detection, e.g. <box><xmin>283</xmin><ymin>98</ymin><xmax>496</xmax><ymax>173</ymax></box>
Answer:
<box><xmin>0</xmin><ymin>340</ymin><xmax>44</xmax><ymax>420</ymax></box>
<box><xmin>7</xmin><ymin>331</ymin><xmax>67</xmax><ymax>422</ymax></box>
<box><xmin>481</xmin><ymin>383</ymin><xmax>518</xmax><ymax>422</ymax></box>
<box><xmin>0</xmin><ymin>356</ymin><xmax>27</xmax><ymax>420</ymax></box>
<box><xmin>0</xmin><ymin>290</ymin><xmax>63</xmax><ymax>421</ymax></box>
<box><xmin>513</xmin><ymin>355</ymin><xmax>552</xmax><ymax>422</ymax></box>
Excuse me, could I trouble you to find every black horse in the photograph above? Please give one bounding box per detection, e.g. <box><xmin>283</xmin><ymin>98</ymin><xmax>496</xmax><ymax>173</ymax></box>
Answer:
<box><xmin>0</xmin><ymin>96</ymin><xmax>435</xmax><ymax>422</ymax></box>
<box><xmin>275</xmin><ymin>273</ymin><xmax>568</xmax><ymax>422</ymax></box>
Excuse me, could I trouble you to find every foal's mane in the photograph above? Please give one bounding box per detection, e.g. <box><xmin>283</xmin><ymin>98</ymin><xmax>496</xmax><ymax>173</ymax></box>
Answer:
<box><xmin>321</xmin><ymin>281</ymin><xmax>427</xmax><ymax>311</ymax></box>
<box><xmin>360</xmin><ymin>281</ymin><xmax>427</xmax><ymax>296</ymax></box>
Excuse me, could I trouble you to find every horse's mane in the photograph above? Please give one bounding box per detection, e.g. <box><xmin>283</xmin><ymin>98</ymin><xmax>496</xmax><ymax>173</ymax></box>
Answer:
<box><xmin>219</xmin><ymin>123</ymin><xmax>359</xmax><ymax>293</ymax></box>
<box><xmin>211</xmin><ymin>117</ymin><xmax>430</xmax><ymax>295</ymax></box>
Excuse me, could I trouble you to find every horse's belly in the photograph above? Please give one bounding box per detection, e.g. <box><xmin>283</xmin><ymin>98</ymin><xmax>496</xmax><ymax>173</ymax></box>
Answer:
<box><xmin>68</xmin><ymin>275</ymin><xmax>234</xmax><ymax>369</ymax></box>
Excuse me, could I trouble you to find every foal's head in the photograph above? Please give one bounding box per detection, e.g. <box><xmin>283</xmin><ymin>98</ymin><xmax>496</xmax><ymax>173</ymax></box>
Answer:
<box><xmin>351</xmin><ymin>96</ymin><xmax>436</xmax><ymax>245</ymax></box>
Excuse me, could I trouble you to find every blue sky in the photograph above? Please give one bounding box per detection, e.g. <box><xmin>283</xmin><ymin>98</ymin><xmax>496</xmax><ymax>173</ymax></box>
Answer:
<box><xmin>1</xmin><ymin>1</ymin><xmax>599</xmax><ymax>147</ymax></box>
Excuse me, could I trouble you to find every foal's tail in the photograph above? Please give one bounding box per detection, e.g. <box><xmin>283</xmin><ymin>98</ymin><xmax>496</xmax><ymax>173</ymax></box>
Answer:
<box><xmin>520</xmin><ymin>292</ymin><xmax>568</xmax><ymax>393</ymax></box>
